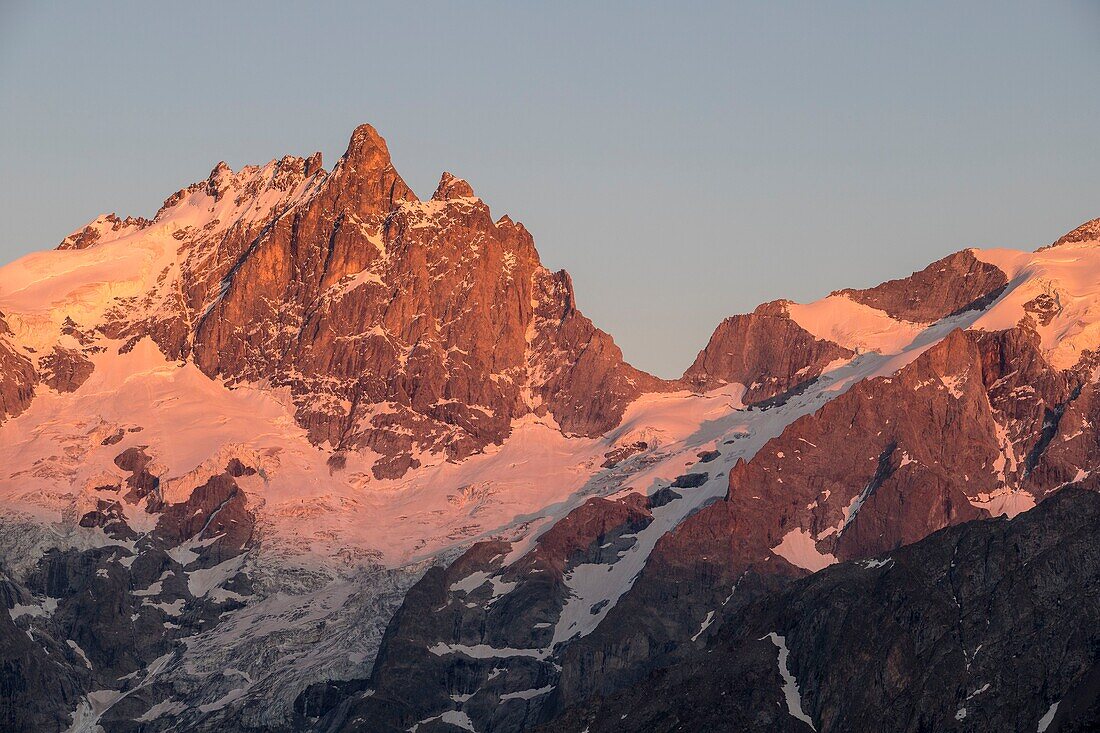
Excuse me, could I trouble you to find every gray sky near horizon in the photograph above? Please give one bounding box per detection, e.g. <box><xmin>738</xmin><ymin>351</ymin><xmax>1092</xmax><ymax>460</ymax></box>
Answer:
<box><xmin>1</xmin><ymin>1</ymin><xmax>1098</xmax><ymax>378</ymax></box>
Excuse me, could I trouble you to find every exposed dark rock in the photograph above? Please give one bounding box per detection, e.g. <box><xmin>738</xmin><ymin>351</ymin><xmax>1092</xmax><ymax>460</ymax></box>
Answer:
<box><xmin>646</xmin><ymin>487</ymin><xmax>682</xmax><ymax>509</ymax></box>
<box><xmin>225</xmin><ymin>457</ymin><xmax>256</xmax><ymax>477</ymax></box>
<box><xmin>538</xmin><ymin>486</ymin><xmax>1100</xmax><ymax>732</ymax></box>
<box><xmin>0</xmin><ymin>313</ymin><xmax>36</xmax><ymax>422</ymax></box>
<box><xmin>831</xmin><ymin>249</ymin><xmax>1009</xmax><ymax>322</ymax></box>
<box><xmin>39</xmin><ymin>346</ymin><xmax>94</xmax><ymax>392</ymax></box>
<box><xmin>0</xmin><ymin>453</ymin><xmax>259</xmax><ymax>732</ymax></box>
<box><xmin>669</xmin><ymin>472</ymin><xmax>708</xmax><ymax>489</ymax></box>
<box><xmin>1024</xmin><ymin>291</ymin><xmax>1062</xmax><ymax>326</ymax></box>
<box><xmin>684</xmin><ymin>300</ymin><xmax>853</xmax><ymax>403</ymax></box>
<box><xmin>57</xmin><ymin>213</ymin><xmax>150</xmax><ymax>250</ymax></box>
<box><xmin>1043</xmin><ymin>217</ymin><xmax>1100</xmax><ymax>249</ymax></box>
<box><xmin>601</xmin><ymin>441</ymin><xmax>648</xmax><ymax>468</ymax></box>
<box><xmin>311</xmin><ymin>495</ymin><xmax>657</xmax><ymax>732</ymax></box>
<box><xmin>114</xmin><ymin>447</ymin><xmax>161</xmax><ymax>506</ymax></box>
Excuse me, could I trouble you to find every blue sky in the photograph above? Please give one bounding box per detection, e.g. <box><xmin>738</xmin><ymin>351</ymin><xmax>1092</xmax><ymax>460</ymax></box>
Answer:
<box><xmin>1</xmin><ymin>1</ymin><xmax>1098</xmax><ymax>377</ymax></box>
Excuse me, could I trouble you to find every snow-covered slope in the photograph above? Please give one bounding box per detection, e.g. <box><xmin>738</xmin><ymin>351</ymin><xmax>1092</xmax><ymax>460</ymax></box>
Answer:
<box><xmin>1</xmin><ymin>123</ymin><xmax>1098</xmax><ymax>732</ymax></box>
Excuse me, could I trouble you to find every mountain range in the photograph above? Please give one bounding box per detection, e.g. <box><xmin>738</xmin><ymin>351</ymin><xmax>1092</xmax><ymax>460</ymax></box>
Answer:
<box><xmin>1</xmin><ymin>124</ymin><xmax>1098</xmax><ymax>732</ymax></box>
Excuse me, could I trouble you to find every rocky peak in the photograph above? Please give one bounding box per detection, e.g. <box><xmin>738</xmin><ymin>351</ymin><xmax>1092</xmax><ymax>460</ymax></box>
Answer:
<box><xmin>344</xmin><ymin>123</ymin><xmax>390</xmax><ymax>167</ymax></box>
<box><xmin>114</xmin><ymin>122</ymin><xmax>672</xmax><ymax>476</ymax></box>
<box><xmin>830</xmin><ymin>249</ymin><xmax>1009</xmax><ymax>323</ymax></box>
<box><xmin>329</xmin><ymin>123</ymin><xmax>417</xmax><ymax>217</ymax></box>
<box><xmin>269</xmin><ymin>154</ymin><xmax>322</xmax><ymax>192</ymax></box>
<box><xmin>304</xmin><ymin>151</ymin><xmax>324</xmax><ymax>178</ymax></box>
<box><xmin>56</xmin><ymin>213</ymin><xmax>150</xmax><ymax>250</ymax></box>
<box><xmin>431</xmin><ymin>171</ymin><xmax>476</xmax><ymax>201</ymax></box>
<box><xmin>683</xmin><ymin>299</ymin><xmax>853</xmax><ymax>403</ymax></box>
<box><xmin>1045</xmin><ymin>217</ymin><xmax>1100</xmax><ymax>249</ymax></box>
<box><xmin>205</xmin><ymin>161</ymin><xmax>234</xmax><ymax>199</ymax></box>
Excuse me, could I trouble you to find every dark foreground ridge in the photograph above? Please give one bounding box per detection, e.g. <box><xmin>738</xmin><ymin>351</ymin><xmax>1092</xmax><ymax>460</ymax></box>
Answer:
<box><xmin>539</xmin><ymin>485</ymin><xmax>1100</xmax><ymax>733</ymax></box>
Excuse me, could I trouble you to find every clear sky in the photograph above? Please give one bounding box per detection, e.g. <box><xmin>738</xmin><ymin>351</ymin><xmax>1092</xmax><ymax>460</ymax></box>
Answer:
<box><xmin>1</xmin><ymin>1</ymin><xmax>1098</xmax><ymax>378</ymax></box>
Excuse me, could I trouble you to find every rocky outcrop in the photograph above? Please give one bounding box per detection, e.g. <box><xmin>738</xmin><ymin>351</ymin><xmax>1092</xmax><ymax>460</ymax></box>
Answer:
<box><xmin>0</xmin><ymin>332</ymin><xmax>35</xmax><ymax>422</ymax></box>
<box><xmin>0</xmin><ymin>456</ymin><xmax>259</xmax><ymax>732</ymax></box>
<box><xmin>683</xmin><ymin>300</ymin><xmax>853</xmax><ymax>402</ymax></box>
<box><xmin>832</xmin><ymin>249</ymin><xmax>1009</xmax><ymax>322</ymax></box>
<box><xmin>0</xmin><ymin>574</ymin><xmax>89</xmax><ymax>733</ymax></box>
<box><xmin>57</xmin><ymin>213</ymin><xmax>150</xmax><ymax>250</ymax></box>
<box><xmin>306</xmin><ymin>493</ymin><xmax>659</xmax><ymax>732</ymax></box>
<box><xmin>1044</xmin><ymin>217</ymin><xmax>1100</xmax><ymax>249</ymax></box>
<box><xmin>38</xmin><ymin>347</ymin><xmax>94</xmax><ymax>393</ymax></box>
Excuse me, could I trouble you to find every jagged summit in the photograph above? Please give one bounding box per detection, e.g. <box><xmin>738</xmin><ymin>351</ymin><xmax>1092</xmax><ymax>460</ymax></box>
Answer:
<box><xmin>17</xmin><ymin>122</ymin><xmax>668</xmax><ymax>480</ymax></box>
<box><xmin>432</xmin><ymin>171</ymin><xmax>476</xmax><ymax>201</ymax></box>
<box><xmin>342</xmin><ymin>122</ymin><xmax>395</xmax><ymax>170</ymax></box>
<box><xmin>57</xmin><ymin>212</ymin><xmax>151</xmax><ymax>250</ymax></box>
<box><xmin>330</xmin><ymin>122</ymin><xmax>417</xmax><ymax>214</ymax></box>
<box><xmin>304</xmin><ymin>150</ymin><xmax>324</xmax><ymax>177</ymax></box>
<box><xmin>1045</xmin><ymin>216</ymin><xmax>1100</xmax><ymax>249</ymax></box>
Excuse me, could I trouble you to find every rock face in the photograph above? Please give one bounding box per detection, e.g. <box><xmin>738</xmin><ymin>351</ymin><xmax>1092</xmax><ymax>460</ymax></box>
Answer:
<box><xmin>38</xmin><ymin>347</ymin><xmax>94</xmax><ymax>393</ymax></box>
<box><xmin>181</xmin><ymin>125</ymin><xmax>667</xmax><ymax>476</ymax></box>
<box><xmin>1045</xmin><ymin>216</ymin><xmax>1100</xmax><ymax>249</ymax></box>
<box><xmin>683</xmin><ymin>300</ymin><xmax>854</xmax><ymax>403</ymax></box>
<box><xmin>538</xmin><ymin>485</ymin><xmax>1100</xmax><ymax>733</ymax></box>
<box><xmin>313</xmin><ymin>494</ymin><xmax>660</xmax><ymax>732</ymax></box>
<box><xmin>831</xmin><ymin>249</ymin><xmax>1009</xmax><ymax>322</ymax></box>
<box><xmin>5</xmin><ymin>124</ymin><xmax>669</xmax><ymax>480</ymax></box>
<box><xmin>196</xmin><ymin>128</ymin><xmax>660</xmax><ymax>473</ymax></box>
<box><xmin>1</xmin><ymin>454</ymin><xmax>257</xmax><ymax>733</ymax></box>
<box><xmin>537</xmin><ymin>321</ymin><xmax>1090</xmax><ymax>720</ymax></box>
<box><xmin>0</xmin><ymin>314</ymin><xmax>35</xmax><ymax>421</ymax></box>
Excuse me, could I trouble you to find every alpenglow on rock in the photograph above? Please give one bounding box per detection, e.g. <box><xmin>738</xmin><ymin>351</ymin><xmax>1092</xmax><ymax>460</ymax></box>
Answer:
<box><xmin>2</xmin><ymin>123</ymin><xmax>1100</xmax><ymax>732</ymax></box>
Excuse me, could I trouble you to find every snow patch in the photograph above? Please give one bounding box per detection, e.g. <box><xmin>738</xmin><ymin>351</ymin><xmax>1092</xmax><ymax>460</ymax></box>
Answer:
<box><xmin>1037</xmin><ymin>702</ymin><xmax>1059</xmax><ymax>732</ymax></box>
<box><xmin>428</xmin><ymin>642</ymin><xmax>550</xmax><ymax>660</ymax></box>
<box><xmin>187</xmin><ymin>554</ymin><xmax>246</xmax><ymax>598</ymax></box>
<box><xmin>761</xmin><ymin>632</ymin><xmax>816</xmax><ymax>730</ymax></box>
<box><xmin>408</xmin><ymin>710</ymin><xmax>477</xmax><ymax>732</ymax></box>
<box><xmin>499</xmin><ymin>684</ymin><xmax>554</xmax><ymax>701</ymax></box>
<box><xmin>66</xmin><ymin>640</ymin><xmax>93</xmax><ymax>669</ymax></box>
<box><xmin>787</xmin><ymin>295</ymin><xmax>924</xmax><ymax>354</ymax></box>
<box><xmin>771</xmin><ymin>529</ymin><xmax>837</xmax><ymax>572</ymax></box>
<box><xmin>8</xmin><ymin>596</ymin><xmax>58</xmax><ymax>620</ymax></box>
<box><xmin>691</xmin><ymin>610</ymin><xmax>716</xmax><ymax>642</ymax></box>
